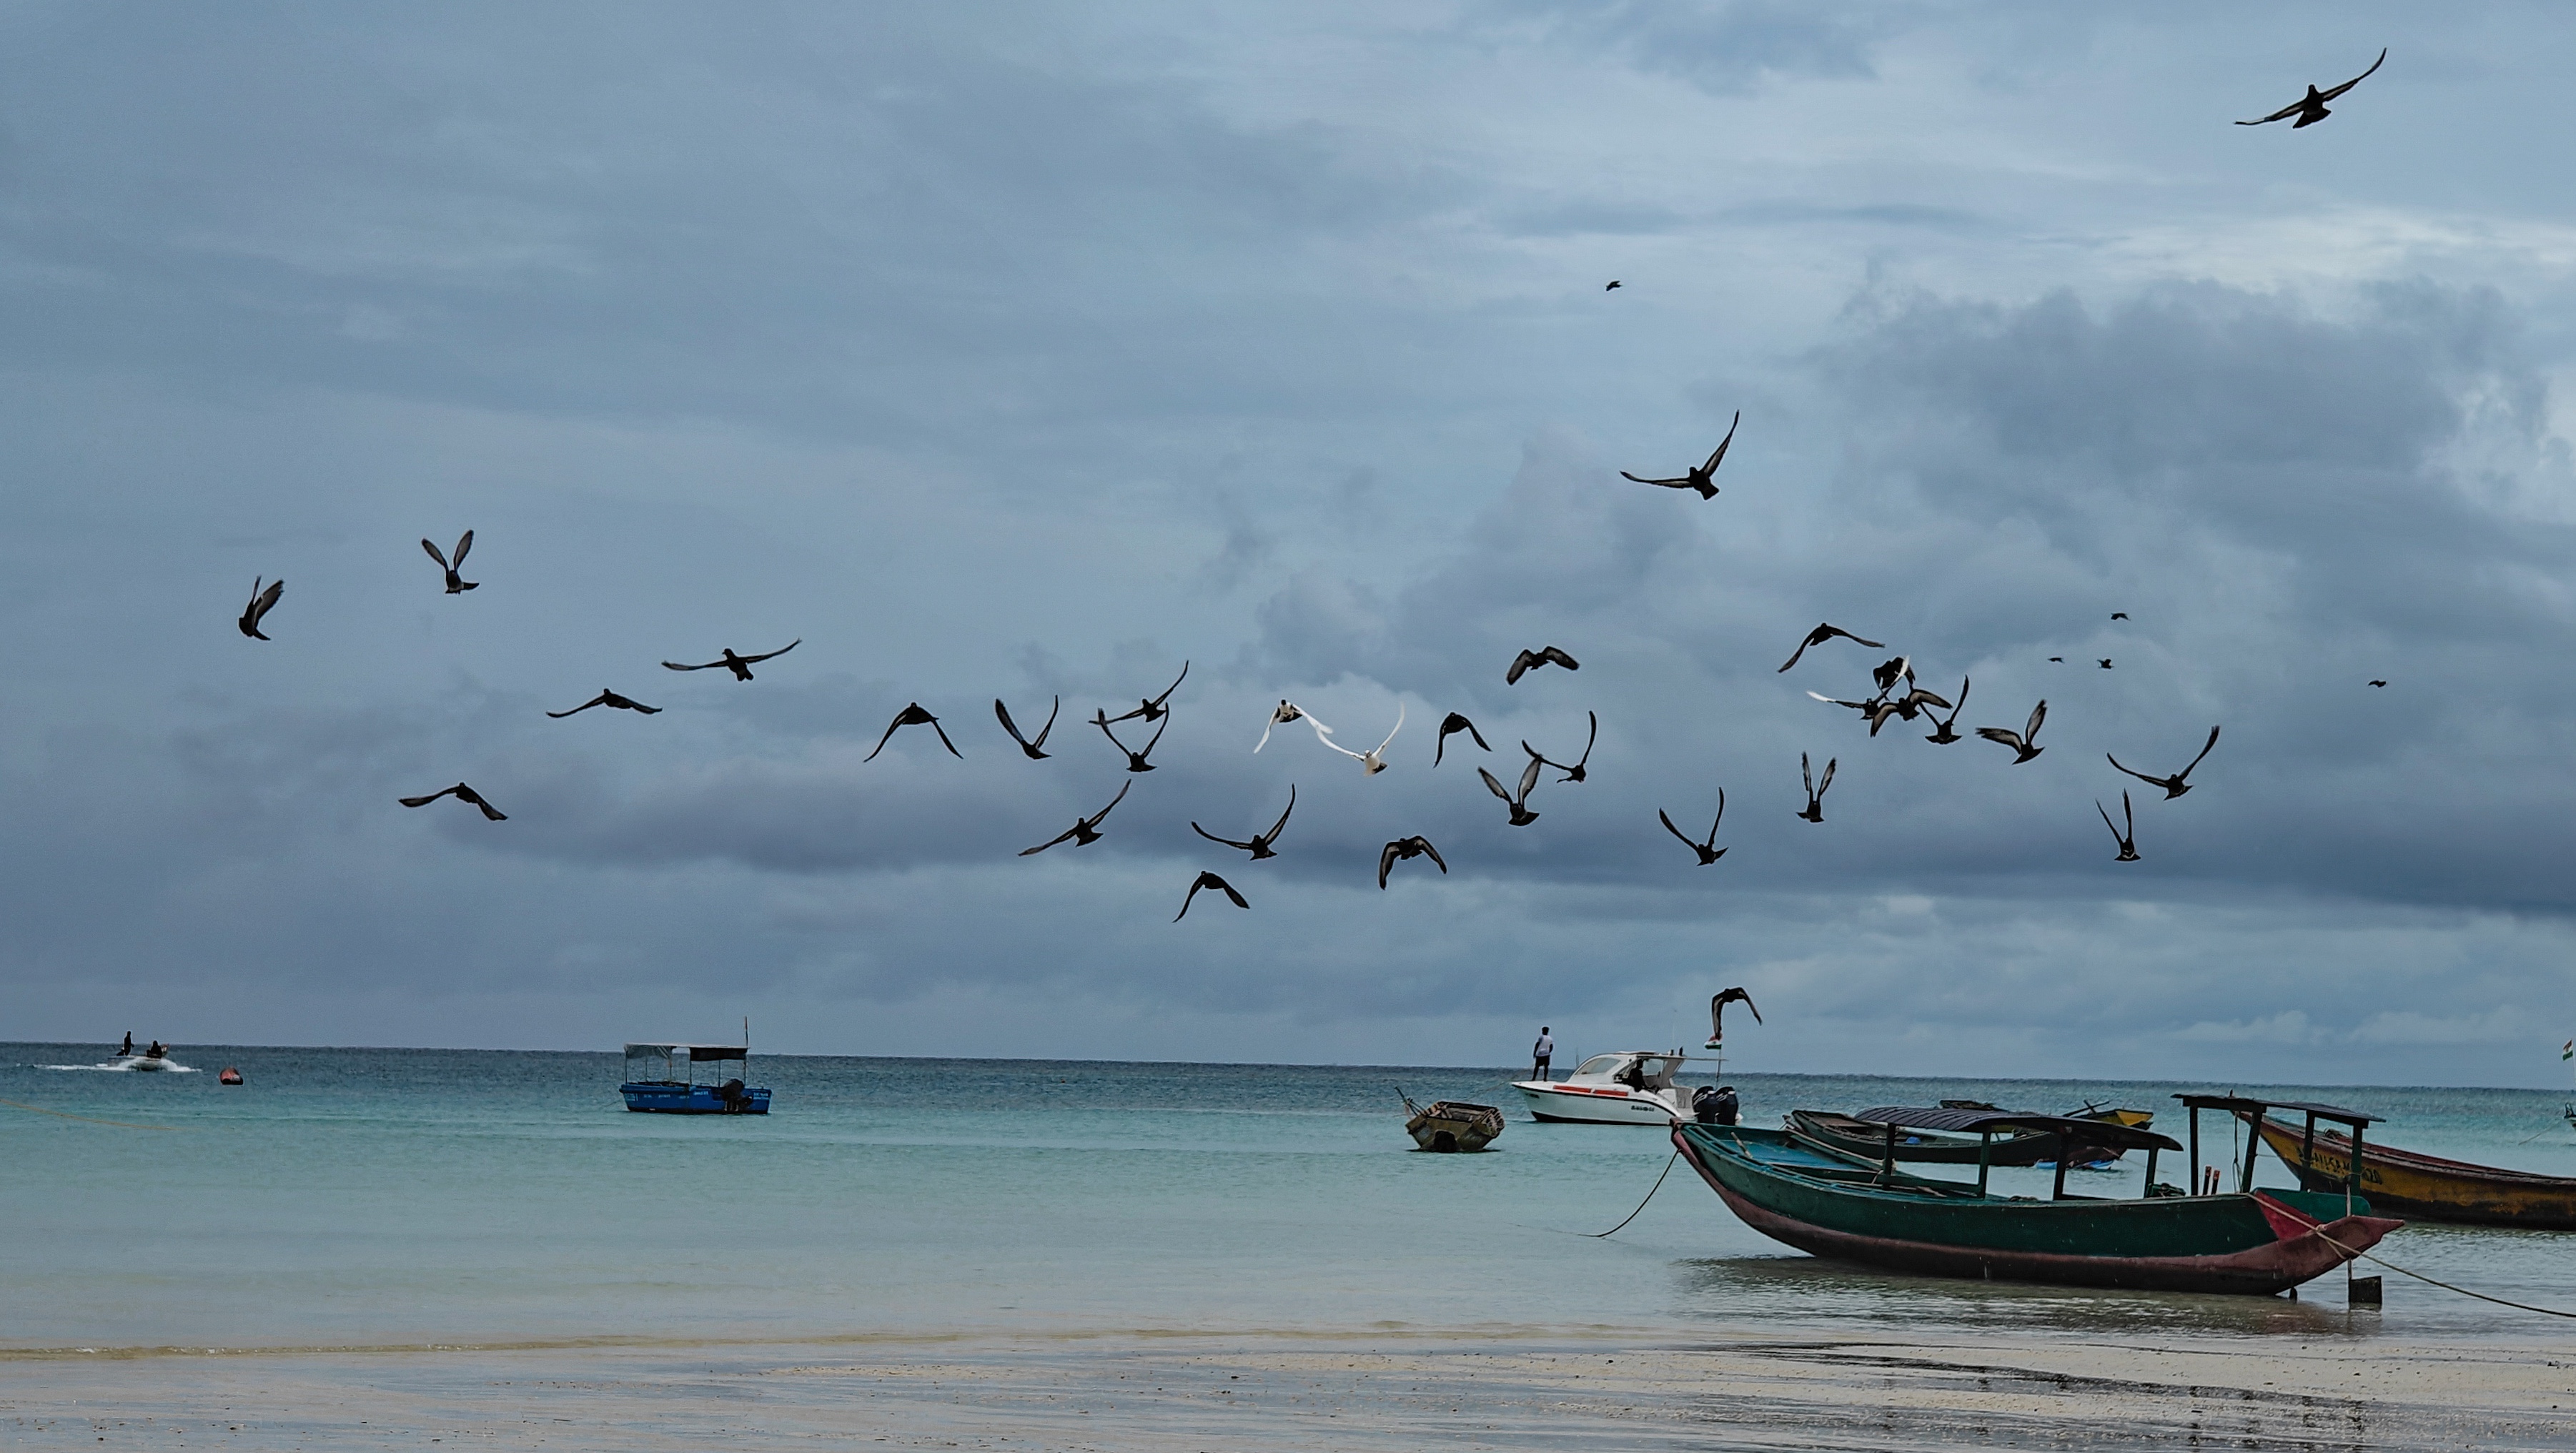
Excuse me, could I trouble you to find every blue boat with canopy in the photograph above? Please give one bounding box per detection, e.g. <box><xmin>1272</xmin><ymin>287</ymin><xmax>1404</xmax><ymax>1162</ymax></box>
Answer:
<box><xmin>619</xmin><ymin>1038</ymin><xmax>771</xmax><ymax>1114</ymax></box>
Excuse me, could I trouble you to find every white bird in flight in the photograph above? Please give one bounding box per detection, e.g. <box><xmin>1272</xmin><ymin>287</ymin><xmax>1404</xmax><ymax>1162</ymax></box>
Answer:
<box><xmin>1319</xmin><ymin>702</ymin><xmax>1405</xmax><ymax>775</ymax></box>
<box><xmin>1256</xmin><ymin>700</ymin><xmax>1332</xmax><ymax>753</ymax></box>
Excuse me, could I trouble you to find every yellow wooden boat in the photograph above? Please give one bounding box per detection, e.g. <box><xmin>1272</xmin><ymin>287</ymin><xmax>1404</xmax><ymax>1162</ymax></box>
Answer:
<box><xmin>2234</xmin><ymin>1099</ymin><xmax>2576</xmax><ymax>1231</ymax></box>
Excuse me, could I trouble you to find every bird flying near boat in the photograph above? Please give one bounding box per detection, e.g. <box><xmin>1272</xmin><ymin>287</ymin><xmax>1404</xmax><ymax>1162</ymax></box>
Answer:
<box><xmin>1020</xmin><ymin>781</ymin><xmax>1130</xmax><ymax>856</ymax></box>
<box><xmin>2099</xmin><ymin>791</ymin><xmax>2141</xmax><ymax>862</ymax></box>
<box><xmin>1975</xmin><ymin>700</ymin><xmax>2048</xmax><ymax>763</ymax></box>
<box><xmin>1604</xmin><ymin>279</ymin><xmax>1622</xmax><ymax>291</ymax></box>
<box><xmin>663</xmin><ymin>640</ymin><xmax>800</xmax><ymax>681</ymax></box>
<box><xmin>994</xmin><ymin>696</ymin><xmax>1059</xmax><ymax>759</ymax></box>
<box><xmin>1377</xmin><ymin>835</ymin><xmax>1447</xmax><ymax>889</ymax></box>
<box><xmin>1479</xmin><ymin>758</ymin><xmax>1543</xmax><ymax>826</ymax></box>
<box><xmin>547</xmin><ymin>689</ymin><xmax>660</xmax><ymax>718</ymax></box>
<box><xmin>867</xmin><ymin>703</ymin><xmax>962</xmax><ymax>761</ymax></box>
<box><xmin>1191</xmin><ymin>786</ymin><xmax>1296</xmax><ymax>861</ymax></box>
<box><xmin>1521</xmin><ymin>710</ymin><xmax>1597</xmax><ymax>783</ymax></box>
<box><xmin>1255</xmin><ymin>700</ymin><xmax>1327</xmax><ymax>753</ymax></box>
<box><xmin>1433</xmin><ymin>712</ymin><xmax>1490</xmax><ymax>766</ymax></box>
<box><xmin>1505</xmin><ymin>645</ymin><xmax>1580</xmax><ymax>685</ymax></box>
<box><xmin>1706</xmin><ymin>986</ymin><xmax>1760</xmax><ymax>1048</ymax></box>
<box><xmin>420</xmin><ymin>530</ymin><xmax>477</xmax><ymax>594</ymax></box>
<box><xmin>2107</xmin><ymin>725</ymin><xmax>2220</xmax><ymax>800</ymax></box>
<box><xmin>1658</xmin><ymin>790</ymin><xmax>1728</xmax><ymax>866</ymax></box>
<box><xmin>1796</xmin><ymin>753</ymin><xmax>1836</xmax><ymax>823</ymax></box>
<box><xmin>1777</xmin><ymin>623</ymin><xmax>1883</xmax><ymax>673</ymax></box>
<box><xmin>1620</xmin><ymin>411</ymin><xmax>1738</xmax><ymax>500</ymax></box>
<box><xmin>2238</xmin><ymin>48</ymin><xmax>2385</xmax><ymax>129</ymax></box>
<box><xmin>1319</xmin><ymin>702</ymin><xmax>1405</xmax><ymax>775</ymax></box>
<box><xmin>1174</xmin><ymin>871</ymin><xmax>1249</xmax><ymax>921</ymax></box>
<box><xmin>238</xmin><ymin>577</ymin><xmax>284</xmax><ymax>640</ymax></box>
<box><xmin>398</xmin><ymin>782</ymin><xmax>507</xmax><ymax>820</ymax></box>
<box><xmin>1101</xmin><ymin>663</ymin><xmax>1188</xmax><ymax>725</ymax></box>
<box><xmin>1094</xmin><ymin>710</ymin><xmax>1167</xmax><ymax>773</ymax></box>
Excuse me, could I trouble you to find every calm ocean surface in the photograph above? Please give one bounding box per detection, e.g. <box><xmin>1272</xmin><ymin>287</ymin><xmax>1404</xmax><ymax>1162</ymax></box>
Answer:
<box><xmin>6</xmin><ymin>1044</ymin><xmax>2575</xmax><ymax>1354</ymax></box>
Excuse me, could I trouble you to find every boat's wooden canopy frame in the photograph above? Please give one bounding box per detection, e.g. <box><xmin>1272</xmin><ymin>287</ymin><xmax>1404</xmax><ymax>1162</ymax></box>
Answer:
<box><xmin>2174</xmin><ymin>1093</ymin><xmax>2377</xmax><ymax>1205</ymax></box>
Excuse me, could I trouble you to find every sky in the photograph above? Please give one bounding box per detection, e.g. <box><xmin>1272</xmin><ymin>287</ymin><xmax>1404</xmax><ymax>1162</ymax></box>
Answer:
<box><xmin>5</xmin><ymin>2</ymin><xmax>2576</xmax><ymax>1083</ymax></box>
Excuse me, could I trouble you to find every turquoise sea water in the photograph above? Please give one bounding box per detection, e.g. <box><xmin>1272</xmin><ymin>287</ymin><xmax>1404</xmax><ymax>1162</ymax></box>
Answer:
<box><xmin>6</xmin><ymin>1044</ymin><xmax>2575</xmax><ymax>1353</ymax></box>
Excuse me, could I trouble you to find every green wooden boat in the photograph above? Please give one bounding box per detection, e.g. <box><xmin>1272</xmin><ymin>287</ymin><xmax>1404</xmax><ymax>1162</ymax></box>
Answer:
<box><xmin>1674</xmin><ymin>1110</ymin><xmax>2402</xmax><ymax>1296</ymax></box>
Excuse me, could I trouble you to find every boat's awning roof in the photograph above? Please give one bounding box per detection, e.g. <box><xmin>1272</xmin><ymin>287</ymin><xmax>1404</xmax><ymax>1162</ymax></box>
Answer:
<box><xmin>2172</xmin><ymin>1094</ymin><xmax>2379</xmax><ymax>1126</ymax></box>
<box><xmin>1852</xmin><ymin>1106</ymin><xmax>2183</xmax><ymax>1153</ymax></box>
<box><xmin>623</xmin><ymin>1043</ymin><xmax>748</xmax><ymax>1059</ymax></box>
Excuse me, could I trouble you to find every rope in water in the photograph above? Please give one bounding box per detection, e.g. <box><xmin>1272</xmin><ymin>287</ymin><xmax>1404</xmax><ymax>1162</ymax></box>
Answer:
<box><xmin>0</xmin><ymin>1096</ymin><xmax>180</xmax><ymax>1131</ymax></box>
<box><xmin>1586</xmin><ymin>1149</ymin><xmax>1680</xmax><ymax>1237</ymax></box>
<box><xmin>2267</xmin><ymin>1200</ymin><xmax>2576</xmax><ymax>1320</ymax></box>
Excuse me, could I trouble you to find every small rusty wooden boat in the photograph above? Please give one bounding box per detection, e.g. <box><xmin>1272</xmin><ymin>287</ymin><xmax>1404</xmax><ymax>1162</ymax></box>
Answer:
<box><xmin>1401</xmin><ymin>1089</ymin><xmax>1505</xmax><ymax>1152</ymax></box>
<box><xmin>2214</xmin><ymin>1094</ymin><xmax>2576</xmax><ymax>1231</ymax></box>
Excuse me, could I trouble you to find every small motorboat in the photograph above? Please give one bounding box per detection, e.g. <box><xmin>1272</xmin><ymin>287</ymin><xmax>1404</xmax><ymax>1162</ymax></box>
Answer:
<box><xmin>1788</xmin><ymin>1108</ymin><xmax>2062</xmax><ymax>1166</ymax></box>
<box><xmin>619</xmin><ymin>1040</ymin><xmax>771</xmax><ymax>1115</ymax></box>
<box><xmin>1514</xmin><ymin>1050</ymin><xmax>1695</xmax><ymax>1125</ymax></box>
<box><xmin>119</xmin><ymin>1044</ymin><xmax>176</xmax><ymax>1072</ymax></box>
<box><xmin>1401</xmin><ymin>1089</ymin><xmax>1504</xmax><ymax>1151</ymax></box>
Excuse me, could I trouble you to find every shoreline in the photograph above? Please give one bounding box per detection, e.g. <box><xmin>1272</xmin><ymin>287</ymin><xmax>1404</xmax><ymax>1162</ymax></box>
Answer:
<box><xmin>7</xmin><ymin>1326</ymin><xmax>2574</xmax><ymax>1452</ymax></box>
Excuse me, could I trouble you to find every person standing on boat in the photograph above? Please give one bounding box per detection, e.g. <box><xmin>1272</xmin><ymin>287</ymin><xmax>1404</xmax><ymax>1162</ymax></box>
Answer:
<box><xmin>1530</xmin><ymin>1027</ymin><xmax>1554</xmax><ymax>1081</ymax></box>
<box><xmin>119</xmin><ymin>1031</ymin><xmax>132</xmax><ymax>1056</ymax></box>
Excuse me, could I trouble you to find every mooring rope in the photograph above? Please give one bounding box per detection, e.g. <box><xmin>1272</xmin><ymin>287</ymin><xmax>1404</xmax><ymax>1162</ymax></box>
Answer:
<box><xmin>0</xmin><ymin>1096</ymin><xmax>180</xmax><ymax>1131</ymax></box>
<box><xmin>2266</xmin><ymin>1199</ymin><xmax>2576</xmax><ymax>1320</ymax></box>
<box><xmin>1585</xmin><ymin>1149</ymin><xmax>1681</xmax><ymax>1238</ymax></box>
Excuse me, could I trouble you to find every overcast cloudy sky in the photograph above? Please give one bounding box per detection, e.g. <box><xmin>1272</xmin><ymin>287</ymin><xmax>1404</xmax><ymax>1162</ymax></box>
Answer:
<box><xmin>6</xmin><ymin>3</ymin><xmax>2575</xmax><ymax>1083</ymax></box>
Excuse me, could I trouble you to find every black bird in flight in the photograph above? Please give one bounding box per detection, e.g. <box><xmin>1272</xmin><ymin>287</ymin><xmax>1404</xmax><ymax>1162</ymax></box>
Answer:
<box><xmin>2108</xmin><ymin>725</ymin><xmax>2220</xmax><ymax>800</ymax></box>
<box><xmin>238</xmin><ymin>577</ymin><xmax>284</xmax><ymax>640</ymax></box>
<box><xmin>2099</xmin><ymin>790</ymin><xmax>2141</xmax><ymax>862</ymax></box>
<box><xmin>663</xmin><ymin>640</ymin><xmax>800</xmax><ymax>681</ymax></box>
<box><xmin>1480</xmin><ymin>757</ymin><xmax>1544</xmax><ymax>827</ymax></box>
<box><xmin>2049</xmin><ymin>656</ymin><xmax>2066</xmax><ymax>663</ymax></box>
<box><xmin>399</xmin><ymin>783</ymin><xmax>507</xmax><ymax>820</ymax></box>
<box><xmin>2369</xmin><ymin>679</ymin><xmax>2388</xmax><ymax>688</ymax></box>
<box><xmin>867</xmin><ymin>703</ymin><xmax>962</xmax><ymax>761</ymax></box>
<box><xmin>2111</xmin><ymin>612</ymin><xmax>2129</xmax><ymax>620</ymax></box>
<box><xmin>1976</xmin><ymin>700</ymin><xmax>2048</xmax><ymax>763</ymax></box>
<box><xmin>1433</xmin><ymin>712</ymin><xmax>1491</xmax><ymax>766</ymax></box>
<box><xmin>548</xmin><ymin>689</ymin><xmax>660</xmax><ymax>718</ymax></box>
<box><xmin>1871</xmin><ymin>655</ymin><xmax>1913</xmax><ymax>695</ymax></box>
<box><xmin>1706</xmin><ymin>986</ymin><xmax>1761</xmax><ymax>1048</ymax></box>
<box><xmin>1021</xmin><ymin>781</ymin><xmax>1131</xmax><ymax>856</ymax></box>
<box><xmin>1378</xmin><ymin>835</ymin><xmax>1447</xmax><ymax>889</ymax></box>
<box><xmin>1621</xmin><ymin>411</ymin><xmax>1738</xmax><ymax>500</ymax></box>
<box><xmin>1604</xmin><ymin>279</ymin><xmax>1622</xmax><ymax>291</ymax></box>
<box><xmin>420</xmin><ymin>530</ymin><xmax>477</xmax><ymax>594</ymax></box>
<box><xmin>1522</xmin><ymin>710</ymin><xmax>1597</xmax><ymax>783</ymax></box>
<box><xmin>1796</xmin><ymin>753</ymin><xmax>1836</xmax><ymax>823</ymax></box>
<box><xmin>1658</xmin><ymin>790</ymin><xmax>1728</xmax><ymax>865</ymax></box>
<box><xmin>1192</xmin><ymin>786</ymin><xmax>1296</xmax><ymax>861</ymax></box>
<box><xmin>1778</xmin><ymin>623</ymin><xmax>1884</xmax><ymax>673</ymax></box>
<box><xmin>1923</xmin><ymin>678</ymin><xmax>1971</xmax><ymax>743</ymax></box>
<box><xmin>1094</xmin><ymin>710</ymin><xmax>1167</xmax><ymax>773</ymax></box>
<box><xmin>995</xmin><ymin>696</ymin><xmax>1059</xmax><ymax>759</ymax></box>
<box><xmin>1505</xmin><ymin>645</ymin><xmax>1580</xmax><ymax>684</ymax></box>
<box><xmin>1174</xmin><ymin>871</ymin><xmax>1249</xmax><ymax>921</ymax></box>
<box><xmin>1102</xmin><ymin>663</ymin><xmax>1189</xmax><ymax>725</ymax></box>
<box><xmin>2099</xmin><ymin>659</ymin><xmax>2114</xmax><ymax>670</ymax></box>
<box><xmin>2238</xmin><ymin>48</ymin><xmax>2385</xmax><ymax>129</ymax></box>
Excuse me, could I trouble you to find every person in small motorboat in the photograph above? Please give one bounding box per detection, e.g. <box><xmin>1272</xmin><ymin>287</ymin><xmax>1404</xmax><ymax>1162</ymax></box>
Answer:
<box><xmin>147</xmin><ymin>1041</ymin><xmax>164</xmax><ymax>1058</ymax></box>
<box><xmin>1530</xmin><ymin>1027</ymin><xmax>1553</xmax><ymax>1082</ymax></box>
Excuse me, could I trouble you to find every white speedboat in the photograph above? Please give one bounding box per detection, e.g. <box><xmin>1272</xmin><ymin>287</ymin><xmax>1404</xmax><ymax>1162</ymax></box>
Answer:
<box><xmin>1514</xmin><ymin>1051</ymin><xmax>1695</xmax><ymax>1125</ymax></box>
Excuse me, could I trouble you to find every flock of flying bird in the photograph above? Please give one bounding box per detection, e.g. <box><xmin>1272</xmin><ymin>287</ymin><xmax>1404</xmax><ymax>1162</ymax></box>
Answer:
<box><xmin>225</xmin><ymin>51</ymin><xmax>2392</xmax><ymax>919</ymax></box>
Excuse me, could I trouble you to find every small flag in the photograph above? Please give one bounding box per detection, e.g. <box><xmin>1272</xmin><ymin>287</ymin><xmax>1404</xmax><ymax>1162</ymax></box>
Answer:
<box><xmin>2564</xmin><ymin>1040</ymin><xmax>2573</xmax><ymax>1061</ymax></box>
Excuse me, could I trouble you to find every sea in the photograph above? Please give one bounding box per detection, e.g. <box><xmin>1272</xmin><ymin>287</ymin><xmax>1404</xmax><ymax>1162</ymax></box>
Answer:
<box><xmin>6</xmin><ymin>1044</ymin><xmax>2576</xmax><ymax>1356</ymax></box>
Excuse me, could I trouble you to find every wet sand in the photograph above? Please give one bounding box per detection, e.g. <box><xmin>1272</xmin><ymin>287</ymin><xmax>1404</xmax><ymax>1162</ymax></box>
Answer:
<box><xmin>9</xmin><ymin>1327</ymin><xmax>2576</xmax><ymax>1452</ymax></box>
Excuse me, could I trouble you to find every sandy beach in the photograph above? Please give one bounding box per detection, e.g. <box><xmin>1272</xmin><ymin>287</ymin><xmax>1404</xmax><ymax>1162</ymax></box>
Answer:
<box><xmin>9</xmin><ymin>1326</ymin><xmax>2576</xmax><ymax>1452</ymax></box>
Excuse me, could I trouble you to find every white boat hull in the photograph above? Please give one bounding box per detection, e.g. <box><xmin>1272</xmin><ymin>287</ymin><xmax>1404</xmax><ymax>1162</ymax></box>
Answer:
<box><xmin>1514</xmin><ymin>1079</ymin><xmax>1683</xmax><ymax>1125</ymax></box>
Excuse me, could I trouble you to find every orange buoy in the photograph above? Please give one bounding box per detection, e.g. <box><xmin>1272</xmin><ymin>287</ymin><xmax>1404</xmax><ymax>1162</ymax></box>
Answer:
<box><xmin>218</xmin><ymin>1067</ymin><xmax>243</xmax><ymax>1086</ymax></box>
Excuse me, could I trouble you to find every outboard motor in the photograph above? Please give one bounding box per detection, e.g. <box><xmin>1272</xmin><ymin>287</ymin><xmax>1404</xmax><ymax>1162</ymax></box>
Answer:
<box><xmin>1692</xmin><ymin>1085</ymin><xmax>1722</xmax><ymax>1124</ymax></box>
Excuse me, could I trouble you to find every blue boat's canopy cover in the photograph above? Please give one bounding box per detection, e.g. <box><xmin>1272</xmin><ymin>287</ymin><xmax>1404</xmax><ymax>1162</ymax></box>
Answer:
<box><xmin>623</xmin><ymin>1043</ymin><xmax>748</xmax><ymax>1061</ymax></box>
<box><xmin>1853</xmin><ymin>1106</ymin><xmax>2182</xmax><ymax>1153</ymax></box>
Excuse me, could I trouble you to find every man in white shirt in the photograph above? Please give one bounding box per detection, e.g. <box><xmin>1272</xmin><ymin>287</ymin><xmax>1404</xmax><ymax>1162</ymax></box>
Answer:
<box><xmin>1530</xmin><ymin>1027</ymin><xmax>1554</xmax><ymax>1081</ymax></box>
